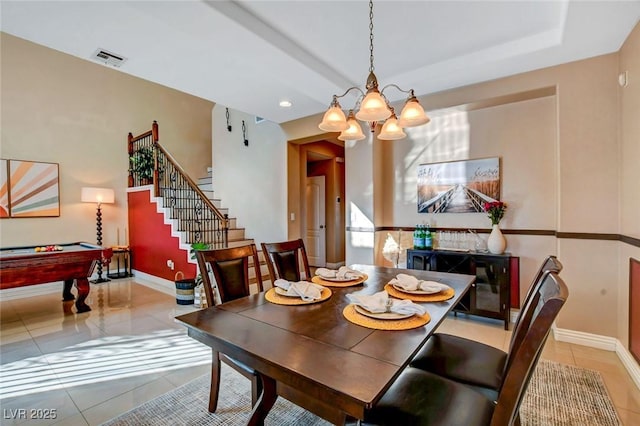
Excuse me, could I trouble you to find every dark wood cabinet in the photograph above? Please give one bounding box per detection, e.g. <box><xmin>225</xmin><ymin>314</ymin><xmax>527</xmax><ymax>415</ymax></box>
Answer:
<box><xmin>407</xmin><ymin>249</ymin><xmax>519</xmax><ymax>329</ymax></box>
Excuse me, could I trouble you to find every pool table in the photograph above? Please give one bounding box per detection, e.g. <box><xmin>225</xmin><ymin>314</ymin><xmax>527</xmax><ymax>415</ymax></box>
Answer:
<box><xmin>0</xmin><ymin>242</ymin><xmax>113</xmax><ymax>313</ymax></box>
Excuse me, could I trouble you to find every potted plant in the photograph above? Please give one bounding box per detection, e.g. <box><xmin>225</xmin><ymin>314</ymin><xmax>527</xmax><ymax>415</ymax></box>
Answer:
<box><xmin>129</xmin><ymin>146</ymin><xmax>155</xmax><ymax>185</ymax></box>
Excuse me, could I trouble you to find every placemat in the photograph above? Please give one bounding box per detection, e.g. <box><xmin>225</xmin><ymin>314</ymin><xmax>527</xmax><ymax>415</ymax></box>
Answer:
<box><xmin>265</xmin><ymin>287</ymin><xmax>332</xmax><ymax>305</ymax></box>
<box><xmin>342</xmin><ymin>304</ymin><xmax>431</xmax><ymax>330</ymax></box>
<box><xmin>384</xmin><ymin>283</ymin><xmax>455</xmax><ymax>302</ymax></box>
<box><xmin>311</xmin><ymin>274</ymin><xmax>368</xmax><ymax>288</ymax></box>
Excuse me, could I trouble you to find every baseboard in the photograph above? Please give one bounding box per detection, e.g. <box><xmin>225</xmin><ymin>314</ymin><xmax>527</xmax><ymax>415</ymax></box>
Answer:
<box><xmin>553</xmin><ymin>326</ymin><xmax>640</xmax><ymax>390</ymax></box>
<box><xmin>130</xmin><ymin>270</ymin><xmax>176</xmax><ymax>297</ymax></box>
<box><xmin>552</xmin><ymin>326</ymin><xmax>618</xmax><ymax>351</ymax></box>
<box><xmin>616</xmin><ymin>342</ymin><xmax>640</xmax><ymax>391</ymax></box>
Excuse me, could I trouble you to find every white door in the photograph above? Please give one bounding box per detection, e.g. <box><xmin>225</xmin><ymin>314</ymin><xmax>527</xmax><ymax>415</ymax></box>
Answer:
<box><xmin>306</xmin><ymin>176</ymin><xmax>326</xmax><ymax>267</ymax></box>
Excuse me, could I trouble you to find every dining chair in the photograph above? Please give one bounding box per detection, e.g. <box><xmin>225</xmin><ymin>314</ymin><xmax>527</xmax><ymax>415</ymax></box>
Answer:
<box><xmin>357</xmin><ymin>271</ymin><xmax>569</xmax><ymax>426</ymax></box>
<box><xmin>409</xmin><ymin>255</ymin><xmax>563</xmax><ymax>399</ymax></box>
<box><xmin>195</xmin><ymin>244</ymin><xmax>264</xmax><ymax>412</ymax></box>
<box><xmin>261</xmin><ymin>238</ymin><xmax>312</xmax><ymax>283</ymax></box>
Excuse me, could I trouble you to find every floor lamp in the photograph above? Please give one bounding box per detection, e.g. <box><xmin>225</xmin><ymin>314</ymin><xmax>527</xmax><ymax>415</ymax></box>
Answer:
<box><xmin>81</xmin><ymin>187</ymin><xmax>115</xmax><ymax>283</ymax></box>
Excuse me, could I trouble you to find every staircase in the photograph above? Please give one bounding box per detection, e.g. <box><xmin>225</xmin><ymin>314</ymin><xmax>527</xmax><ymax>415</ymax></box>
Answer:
<box><xmin>128</xmin><ymin>122</ymin><xmax>270</xmax><ymax>289</ymax></box>
<box><xmin>194</xmin><ymin>168</ymin><xmax>252</xmax><ymax>248</ymax></box>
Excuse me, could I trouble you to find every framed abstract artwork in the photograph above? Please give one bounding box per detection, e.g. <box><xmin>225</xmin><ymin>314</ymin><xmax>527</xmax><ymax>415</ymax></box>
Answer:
<box><xmin>417</xmin><ymin>157</ymin><xmax>500</xmax><ymax>213</ymax></box>
<box><xmin>0</xmin><ymin>159</ymin><xmax>60</xmax><ymax>218</ymax></box>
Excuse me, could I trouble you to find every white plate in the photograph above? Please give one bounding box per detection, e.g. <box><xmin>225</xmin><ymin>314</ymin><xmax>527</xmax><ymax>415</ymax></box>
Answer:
<box><xmin>317</xmin><ymin>274</ymin><xmax>363</xmax><ymax>282</ymax></box>
<box><xmin>391</xmin><ymin>283</ymin><xmax>446</xmax><ymax>295</ymax></box>
<box><xmin>353</xmin><ymin>304</ymin><xmax>413</xmax><ymax>320</ymax></box>
<box><xmin>274</xmin><ymin>287</ymin><xmax>302</xmax><ymax>297</ymax></box>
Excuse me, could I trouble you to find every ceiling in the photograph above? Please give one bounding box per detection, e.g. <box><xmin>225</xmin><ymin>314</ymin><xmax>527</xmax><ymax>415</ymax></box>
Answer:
<box><xmin>2</xmin><ymin>1</ymin><xmax>639</xmax><ymax>125</ymax></box>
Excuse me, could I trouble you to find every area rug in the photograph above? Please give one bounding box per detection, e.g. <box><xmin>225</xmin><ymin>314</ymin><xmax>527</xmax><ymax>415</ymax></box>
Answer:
<box><xmin>102</xmin><ymin>360</ymin><xmax>620</xmax><ymax>426</ymax></box>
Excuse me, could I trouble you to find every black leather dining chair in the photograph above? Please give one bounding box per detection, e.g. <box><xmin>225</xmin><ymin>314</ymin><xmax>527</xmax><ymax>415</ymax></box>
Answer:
<box><xmin>358</xmin><ymin>271</ymin><xmax>569</xmax><ymax>426</ymax></box>
<box><xmin>408</xmin><ymin>255</ymin><xmax>562</xmax><ymax>399</ymax></box>
<box><xmin>195</xmin><ymin>244</ymin><xmax>264</xmax><ymax>412</ymax></box>
<box><xmin>261</xmin><ymin>238</ymin><xmax>312</xmax><ymax>283</ymax></box>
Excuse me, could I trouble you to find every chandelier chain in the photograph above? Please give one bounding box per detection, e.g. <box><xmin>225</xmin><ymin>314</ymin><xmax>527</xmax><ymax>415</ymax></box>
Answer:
<box><xmin>369</xmin><ymin>0</ymin><xmax>374</xmax><ymax>73</ymax></box>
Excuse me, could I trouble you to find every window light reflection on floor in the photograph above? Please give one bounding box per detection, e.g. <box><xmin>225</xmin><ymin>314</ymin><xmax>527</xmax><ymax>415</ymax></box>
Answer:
<box><xmin>0</xmin><ymin>329</ymin><xmax>210</xmax><ymax>399</ymax></box>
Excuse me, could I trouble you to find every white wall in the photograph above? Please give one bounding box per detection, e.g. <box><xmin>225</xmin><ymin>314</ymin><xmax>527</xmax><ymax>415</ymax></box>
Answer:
<box><xmin>345</xmin><ymin>135</ymin><xmax>375</xmax><ymax>264</ymax></box>
<box><xmin>211</xmin><ymin>106</ymin><xmax>287</xmax><ymax>245</ymax></box>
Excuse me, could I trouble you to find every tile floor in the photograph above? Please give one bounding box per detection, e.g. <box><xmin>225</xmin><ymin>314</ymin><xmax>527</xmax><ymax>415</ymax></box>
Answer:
<box><xmin>1</xmin><ymin>278</ymin><xmax>639</xmax><ymax>425</ymax></box>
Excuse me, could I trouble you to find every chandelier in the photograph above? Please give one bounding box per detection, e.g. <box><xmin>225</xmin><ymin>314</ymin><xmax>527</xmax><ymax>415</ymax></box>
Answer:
<box><xmin>318</xmin><ymin>0</ymin><xmax>430</xmax><ymax>141</ymax></box>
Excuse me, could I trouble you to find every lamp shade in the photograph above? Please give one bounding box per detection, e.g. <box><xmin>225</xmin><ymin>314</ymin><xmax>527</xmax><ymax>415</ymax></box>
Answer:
<box><xmin>81</xmin><ymin>187</ymin><xmax>114</xmax><ymax>204</ymax></box>
<box><xmin>338</xmin><ymin>111</ymin><xmax>366</xmax><ymax>141</ymax></box>
<box><xmin>397</xmin><ymin>97</ymin><xmax>430</xmax><ymax>127</ymax></box>
<box><xmin>356</xmin><ymin>89</ymin><xmax>391</xmax><ymax>122</ymax></box>
<box><xmin>318</xmin><ymin>105</ymin><xmax>349</xmax><ymax>132</ymax></box>
<box><xmin>377</xmin><ymin>115</ymin><xmax>406</xmax><ymax>140</ymax></box>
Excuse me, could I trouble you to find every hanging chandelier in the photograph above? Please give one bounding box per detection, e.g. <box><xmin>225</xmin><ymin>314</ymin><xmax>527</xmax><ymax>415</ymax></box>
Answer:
<box><xmin>318</xmin><ymin>0</ymin><xmax>430</xmax><ymax>141</ymax></box>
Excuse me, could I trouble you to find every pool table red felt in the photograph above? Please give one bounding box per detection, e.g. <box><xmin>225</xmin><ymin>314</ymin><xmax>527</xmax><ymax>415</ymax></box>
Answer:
<box><xmin>0</xmin><ymin>242</ymin><xmax>113</xmax><ymax>312</ymax></box>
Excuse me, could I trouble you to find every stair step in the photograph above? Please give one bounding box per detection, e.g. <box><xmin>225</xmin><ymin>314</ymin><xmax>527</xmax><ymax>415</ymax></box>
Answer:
<box><xmin>170</xmin><ymin>216</ymin><xmax>237</xmax><ymax>231</ymax></box>
<box><xmin>177</xmin><ymin>228</ymin><xmax>245</xmax><ymax>243</ymax></box>
<box><xmin>170</xmin><ymin>207</ymin><xmax>229</xmax><ymax>217</ymax></box>
<box><xmin>198</xmin><ymin>183</ymin><xmax>213</xmax><ymax>191</ymax></box>
<box><xmin>197</xmin><ymin>176</ymin><xmax>212</xmax><ymax>185</ymax></box>
<box><xmin>199</xmin><ymin>190</ymin><xmax>215</xmax><ymax>199</ymax></box>
<box><xmin>227</xmin><ymin>238</ymin><xmax>255</xmax><ymax>248</ymax></box>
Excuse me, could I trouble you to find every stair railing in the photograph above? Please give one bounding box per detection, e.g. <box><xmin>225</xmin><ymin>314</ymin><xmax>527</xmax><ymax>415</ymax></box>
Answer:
<box><xmin>128</xmin><ymin>121</ymin><xmax>228</xmax><ymax>248</ymax></box>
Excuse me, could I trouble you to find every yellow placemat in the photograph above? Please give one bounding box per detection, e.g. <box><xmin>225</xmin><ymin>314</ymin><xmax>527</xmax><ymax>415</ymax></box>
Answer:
<box><xmin>342</xmin><ymin>304</ymin><xmax>430</xmax><ymax>330</ymax></box>
<box><xmin>384</xmin><ymin>283</ymin><xmax>455</xmax><ymax>302</ymax></box>
<box><xmin>311</xmin><ymin>274</ymin><xmax>368</xmax><ymax>288</ymax></box>
<box><xmin>265</xmin><ymin>287</ymin><xmax>332</xmax><ymax>305</ymax></box>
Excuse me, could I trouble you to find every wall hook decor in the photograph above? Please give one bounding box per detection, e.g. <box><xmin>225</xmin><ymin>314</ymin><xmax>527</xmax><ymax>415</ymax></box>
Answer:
<box><xmin>242</xmin><ymin>120</ymin><xmax>249</xmax><ymax>146</ymax></box>
<box><xmin>225</xmin><ymin>108</ymin><xmax>232</xmax><ymax>132</ymax></box>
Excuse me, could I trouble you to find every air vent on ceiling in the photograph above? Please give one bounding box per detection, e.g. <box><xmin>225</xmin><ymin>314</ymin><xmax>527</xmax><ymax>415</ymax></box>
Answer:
<box><xmin>90</xmin><ymin>48</ymin><xmax>127</xmax><ymax>68</ymax></box>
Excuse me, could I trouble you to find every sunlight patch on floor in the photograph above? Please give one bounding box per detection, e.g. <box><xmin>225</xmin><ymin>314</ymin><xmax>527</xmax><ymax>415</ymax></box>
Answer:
<box><xmin>0</xmin><ymin>329</ymin><xmax>210</xmax><ymax>399</ymax></box>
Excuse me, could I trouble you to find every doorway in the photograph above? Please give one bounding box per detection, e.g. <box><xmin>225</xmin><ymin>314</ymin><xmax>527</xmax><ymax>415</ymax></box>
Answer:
<box><xmin>306</xmin><ymin>176</ymin><xmax>326</xmax><ymax>267</ymax></box>
<box><xmin>287</xmin><ymin>138</ymin><xmax>345</xmax><ymax>269</ymax></box>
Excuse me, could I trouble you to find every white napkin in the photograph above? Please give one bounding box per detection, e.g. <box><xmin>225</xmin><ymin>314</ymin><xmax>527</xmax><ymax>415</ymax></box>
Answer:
<box><xmin>389</xmin><ymin>274</ymin><xmax>450</xmax><ymax>293</ymax></box>
<box><xmin>274</xmin><ymin>279</ymin><xmax>324</xmax><ymax>301</ymax></box>
<box><xmin>316</xmin><ymin>266</ymin><xmax>363</xmax><ymax>280</ymax></box>
<box><xmin>347</xmin><ymin>290</ymin><xmax>426</xmax><ymax>316</ymax></box>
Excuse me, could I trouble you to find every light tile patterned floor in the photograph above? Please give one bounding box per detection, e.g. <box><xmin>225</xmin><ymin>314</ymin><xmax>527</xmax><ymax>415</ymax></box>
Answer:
<box><xmin>1</xmin><ymin>279</ymin><xmax>639</xmax><ymax>425</ymax></box>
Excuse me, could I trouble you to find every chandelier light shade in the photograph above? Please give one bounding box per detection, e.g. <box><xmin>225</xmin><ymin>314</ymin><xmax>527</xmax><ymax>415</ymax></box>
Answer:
<box><xmin>377</xmin><ymin>110</ymin><xmax>406</xmax><ymax>140</ymax></box>
<box><xmin>318</xmin><ymin>0</ymin><xmax>430</xmax><ymax>140</ymax></box>
<box><xmin>398</xmin><ymin>92</ymin><xmax>431</xmax><ymax>127</ymax></box>
<box><xmin>318</xmin><ymin>98</ymin><xmax>349</xmax><ymax>132</ymax></box>
<box><xmin>338</xmin><ymin>110</ymin><xmax>366</xmax><ymax>141</ymax></box>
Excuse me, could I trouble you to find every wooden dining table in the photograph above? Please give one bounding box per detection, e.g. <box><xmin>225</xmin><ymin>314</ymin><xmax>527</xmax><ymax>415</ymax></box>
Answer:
<box><xmin>175</xmin><ymin>264</ymin><xmax>475</xmax><ymax>425</ymax></box>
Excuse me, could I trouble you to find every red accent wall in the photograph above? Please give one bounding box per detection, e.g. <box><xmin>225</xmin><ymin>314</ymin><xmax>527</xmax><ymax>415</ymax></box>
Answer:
<box><xmin>127</xmin><ymin>190</ymin><xmax>197</xmax><ymax>281</ymax></box>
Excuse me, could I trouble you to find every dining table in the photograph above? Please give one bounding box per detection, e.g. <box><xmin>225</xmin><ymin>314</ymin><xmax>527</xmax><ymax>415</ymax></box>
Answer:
<box><xmin>175</xmin><ymin>264</ymin><xmax>475</xmax><ymax>425</ymax></box>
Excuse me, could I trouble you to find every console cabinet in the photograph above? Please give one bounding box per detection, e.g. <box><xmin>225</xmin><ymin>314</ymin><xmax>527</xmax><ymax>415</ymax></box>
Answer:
<box><xmin>407</xmin><ymin>249</ymin><xmax>519</xmax><ymax>329</ymax></box>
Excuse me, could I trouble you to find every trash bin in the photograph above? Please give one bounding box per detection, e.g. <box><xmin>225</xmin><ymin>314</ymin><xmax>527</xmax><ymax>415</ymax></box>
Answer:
<box><xmin>174</xmin><ymin>271</ymin><xmax>196</xmax><ymax>305</ymax></box>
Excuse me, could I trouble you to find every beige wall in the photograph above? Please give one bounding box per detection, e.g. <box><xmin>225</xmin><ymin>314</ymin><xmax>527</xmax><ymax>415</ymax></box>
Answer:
<box><xmin>618</xmin><ymin>22</ymin><xmax>640</xmax><ymax>347</ymax></box>
<box><xmin>1</xmin><ymin>33</ymin><xmax>214</xmax><ymax>248</ymax></box>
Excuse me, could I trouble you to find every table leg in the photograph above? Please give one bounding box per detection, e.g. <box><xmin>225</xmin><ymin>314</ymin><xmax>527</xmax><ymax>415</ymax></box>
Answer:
<box><xmin>62</xmin><ymin>279</ymin><xmax>75</xmax><ymax>301</ymax></box>
<box><xmin>75</xmin><ymin>278</ymin><xmax>92</xmax><ymax>313</ymax></box>
<box><xmin>247</xmin><ymin>373</ymin><xmax>276</xmax><ymax>426</ymax></box>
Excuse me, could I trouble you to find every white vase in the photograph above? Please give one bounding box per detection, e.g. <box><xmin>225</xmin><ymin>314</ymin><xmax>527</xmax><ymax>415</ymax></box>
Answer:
<box><xmin>487</xmin><ymin>224</ymin><xmax>506</xmax><ymax>254</ymax></box>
